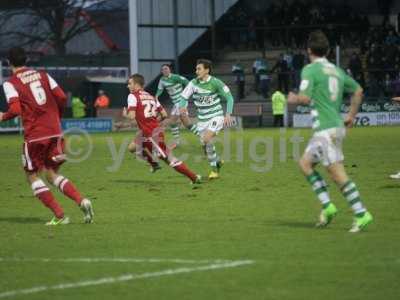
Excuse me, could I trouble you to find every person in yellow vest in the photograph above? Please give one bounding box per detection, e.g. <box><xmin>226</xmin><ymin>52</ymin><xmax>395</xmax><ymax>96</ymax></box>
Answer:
<box><xmin>72</xmin><ymin>95</ymin><xmax>86</xmax><ymax>118</ymax></box>
<box><xmin>271</xmin><ymin>90</ymin><xmax>286</xmax><ymax>127</ymax></box>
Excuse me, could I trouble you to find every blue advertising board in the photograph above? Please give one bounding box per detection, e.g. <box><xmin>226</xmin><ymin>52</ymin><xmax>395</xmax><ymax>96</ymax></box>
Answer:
<box><xmin>61</xmin><ymin>118</ymin><xmax>113</xmax><ymax>133</ymax></box>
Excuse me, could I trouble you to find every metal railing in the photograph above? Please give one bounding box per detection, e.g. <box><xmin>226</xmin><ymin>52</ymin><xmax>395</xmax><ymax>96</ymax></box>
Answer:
<box><xmin>0</xmin><ymin>65</ymin><xmax>129</xmax><ymax>82</ymax></box>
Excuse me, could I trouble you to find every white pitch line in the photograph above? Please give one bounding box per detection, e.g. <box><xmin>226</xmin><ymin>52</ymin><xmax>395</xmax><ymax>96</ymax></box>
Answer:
<box><xmin>0</xmin><ymin>260</ymin><xmax>254</xmax><ymax>299</ymax></box>
<box><xmin>0</xmin><ymin>257</ymin><xmax>236</xmax><ymax>264</ymax></box>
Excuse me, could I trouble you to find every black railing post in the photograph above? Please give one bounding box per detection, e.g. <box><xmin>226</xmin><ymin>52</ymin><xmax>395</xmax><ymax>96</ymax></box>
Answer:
<box><xmin>210</xmin><ymin>0</ymin><xmax>216</xmax><ymax>60</ymax></box>
<box><xmin>173</xmin><ymin>0</ymin><xmax>180</xmax><ymax>72</ymax></box>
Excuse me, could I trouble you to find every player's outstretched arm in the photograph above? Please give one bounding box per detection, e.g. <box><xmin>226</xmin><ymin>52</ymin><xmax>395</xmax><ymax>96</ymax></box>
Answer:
<box><xmin>344</xmin><ymin>88</ymin><xmax>363</xmax><ymax>128</ymax></box>
<box><xmin>392</xmin><ymin>97</ymin><xmax>400</xmax><ymax>102</ymax></box>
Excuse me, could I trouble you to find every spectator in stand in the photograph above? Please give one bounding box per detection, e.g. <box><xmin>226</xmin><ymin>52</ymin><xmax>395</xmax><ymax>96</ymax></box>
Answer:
<box><xmin>361</xmin><ymin>16</ymin><xmax>370</xmax><ymax>36</ymax></box>
<box><xmin>225</xmin><ymin>11</ymin><xmax>240</xmax><ymax>49</ymax></box>
<box><xmin>386</xmin><ymin>44</ymin><xmax>400</xmax><ymax>79</ymax></box>
<box><xmin>261</xmin><ymin>1</ymin><xmax>365</xmax><ymax>48</ymax></box>
<box><xmin>283</xmin><ymin>48</ymin><xmax>293</xmax><ymax>70</ymax></box>
<box><xmin>292</xmin><ymin>49</ymin><xmax>305</xmax><ymax>89</ymax></box>
<box><xmin>72</xmin><ymin>94</ymin><xmax>86</xmax><ymax>118</ymax></box>
<box><xmin>347</xmin><ymin>52</ymin><xmax>364</xmax><ymax>88</ymax></box>
<box><xmin>385</xmin><ymin>30</ymin><xmax>399</xmax><ymax>46</ymax></box>
<box><xmin>259</xmin><ymin>67</ymin><xmax>270</xmax><ymax>98</ymax></box>
<box><xmin>266</xmin><ymin>3</ymin><xmax>281</xmax><ymax>47</ymax></box>
<box><xmin>383</xmin><ymin>74</ymin><xmax>393</xmax><ymax>97</ymax></box>
<box><xmin>391</xmin><ymin>73</ymin><xmax>400</xmax><ymax>98</ymax></box>
<box><xmin>367</xmin><ymin>44</ymin><xmax>383</xmax><ymax>84</ymax></box>
<box><xmin>327</xmin><ymin>46</ymin><xmax>336</xmax><ymax>62</ymax></box>
<box><xmin>94</xmin><ymin>90</ymin><xmax>110</xmax><ymax>117</ymax></box>
<box><xmin>367</xmin><ymin>76</ymin><xmax>381</xmax><ymax>98</ymax></box>
<box><xmin>272</xmin><ymin>54</ymin><xmax>290</xmax><ymax>94</ymax></box>
<box><xmin>237</xmin><ymin>8</ymin><xmax>249</xmax><ymax>49</ymax></box>
<box><xmin>248</xmin><ymin>17</ymin><xmax>257</xmax><ymax>50</ymax></box>
<box><xmin>283</xmin><ymin>48</ymin><xmax>294</xmax><ymax>87</ymax></box>
<box><xmin>232</xmin><ymin>60</ymin><xmax>245</xmax><ymax>100</ymax></box>
<box><xmin>253</xmin><ymin>57</ymin><xmax>268</xmax><ymax>94</ymax></box>
<box><xmin>381</xmin><ymin>54</ymin><xmax>392</xmax><ymax>81</ymax></box>
<box><xmin>225</xmin><ymin>6</ymin><xmax>249</xmax><ymax>50</ymax></box>
<box><xmin>255</xmin><ymin>16</ymin><xmax>265</xmax><ymax>50</ymax></box>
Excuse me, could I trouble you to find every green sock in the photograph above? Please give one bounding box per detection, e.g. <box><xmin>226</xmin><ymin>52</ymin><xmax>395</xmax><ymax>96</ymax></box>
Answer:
<box><xmin>170</xmin><ymin>124</ymin><xmax>180</xmax><ymax>140</ymax></box>
<box><xmin>341</xmin><ymin>181</ymin><xmax>366</xmax><ymax>217</ymax></box>
<box><xmin>189</xmin><ymin>124</ymin><xmax>200</xmax><ymax>136</ymax></box>
<box><xmin>205</xmin><ymin>143</ymin><xmax>219</xmax><ymax>169</ymax></box>
<box><xmin>306</xmin><ymin>171</ymin><xmax>331</xmax><ymax>208</ymax></box>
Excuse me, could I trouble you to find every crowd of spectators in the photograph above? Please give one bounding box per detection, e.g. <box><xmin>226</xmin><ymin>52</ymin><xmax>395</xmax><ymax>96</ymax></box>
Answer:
<box><xmin>224</xmin><ymin>0</ymin><xmax>400</xmax><ymax>99</ymax></box>
<box><xmin>220</xmin><ymin>0</ymin><xmax>368</xmax><ymax>50</ymax></box>
<box><xmin>347</xmin><ymin>22</ymin><xmax>400</xmax><ymax>98</ymax></box>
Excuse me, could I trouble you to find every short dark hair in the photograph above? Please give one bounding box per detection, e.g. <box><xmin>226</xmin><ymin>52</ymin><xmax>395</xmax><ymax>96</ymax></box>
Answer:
<box><xmin>8</xmin><ymin>47</ymin><xmax>27</xmax><ymax>67</ymax></box>
<box><xmin>196</xmin><ymin>59</ymin><xmax>212</xmax><ymax>73</ymax></box>
<box><xmin>130</xmin><ymin>73</ymin><xmax>145</xmax><ymax>87</ymax></box>
<box><xmin>307</xmin><ymin>30</ymin><xmax>330</xmax><ymax>57</ymax></box>
<box><xmin>161</xmin><ymin>64</ymin><xmax>172</xmax><ymax>70</ymax></box>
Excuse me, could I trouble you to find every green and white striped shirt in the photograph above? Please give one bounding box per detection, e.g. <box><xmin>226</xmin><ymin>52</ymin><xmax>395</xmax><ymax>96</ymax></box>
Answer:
<box><xmin>156</xmin><ymin>73</ymin><xmax>189</xmax><ymax>105</ymax></box>
<box><xmin>179</xmin><ymin>76</ymin><xmax>234</xmax><ymax>122</ymax></box>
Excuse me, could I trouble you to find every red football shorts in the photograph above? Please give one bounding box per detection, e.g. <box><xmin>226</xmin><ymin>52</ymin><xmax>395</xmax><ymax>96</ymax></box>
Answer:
<box><xmin>22</xmin><ymin>137</ymin><xmax>66</xmax><ymax>173</ymax></box>
<box><xmin>134</xmin><ymin>133</ymin><xmax>168</xmax><ymax>159</ymax></box>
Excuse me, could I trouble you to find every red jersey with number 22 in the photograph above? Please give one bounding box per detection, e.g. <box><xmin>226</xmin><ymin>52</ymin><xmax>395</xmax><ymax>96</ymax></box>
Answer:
<box><xmin>127</xmin><ymin>90</ymin><xmax>163</xmax><ymax>137</ymax></box>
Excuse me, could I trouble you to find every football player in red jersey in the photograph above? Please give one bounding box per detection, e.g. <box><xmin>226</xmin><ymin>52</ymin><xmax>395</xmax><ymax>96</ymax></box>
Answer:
<box><xmin>120</xmin><ymin>73</ymin><xmax>201</xmax><ymax>185</ymax></box>
<box><xmin>0</xmin><ymin>47</ymin><xmax>94</xmax><ymax>225</ymax></box>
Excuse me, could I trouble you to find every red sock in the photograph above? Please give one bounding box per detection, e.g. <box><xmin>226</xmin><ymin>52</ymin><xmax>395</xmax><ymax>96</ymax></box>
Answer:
<box><xmin>54</xmin><ymin>176</ymin><xmax>83</xmax><ymax>205</ymax></box>
<box><xmin>171</xmin><ymin>161</ymin><xmax>197</xmax><ymax>182</ymax></box>
<box><xmin>32</xmin><ymin>180</ymin><xmax>64</xmax><ymax>218</ymax></box>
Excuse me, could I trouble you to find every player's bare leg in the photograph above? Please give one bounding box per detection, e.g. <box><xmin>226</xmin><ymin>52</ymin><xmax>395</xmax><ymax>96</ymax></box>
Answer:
<box><xmin>179</xmin><ymin>108</ymin><xmax>200</xmax><ymax>136</ymax></box>
<box><xmin>128</xmin><ymin>139</ymin><xmax>161</xmax><ymax>173</ymax></box>
<box><xmin>326</xmin><ymin>163</ymin><xmax>349</xmax><ymax>186</ymax></box>
<box><xmin>45</xmin><ymin>169</ymin><xmax>94</xmax><ymax>224</ymax></box>
<box><xmin>26</xmin><ymin>172</ymin><xmax>69</xmax><ymax>225</ymax></box>
<box><xmin>202</xmin><ymin>130</ymin><xmax>223</xmax><ymax>180</ymax></box>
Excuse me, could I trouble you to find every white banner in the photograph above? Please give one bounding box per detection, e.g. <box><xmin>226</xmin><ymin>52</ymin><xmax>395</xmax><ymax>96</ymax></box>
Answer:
<box><xmin>293</xmin><ymin>112</ymin><xmax>400</xmax><ymax>128</ymax></box>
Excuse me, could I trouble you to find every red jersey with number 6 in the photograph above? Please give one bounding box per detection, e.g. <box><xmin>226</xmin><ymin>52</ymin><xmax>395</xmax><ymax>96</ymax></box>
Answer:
<box><xmin>127</xmin><ymin>90</ymin><xmax>163</xmax><ymax>137</ymax></box>
<box><xmin>3</xmin><ymin>67</ymin><xmax>67</xmax><ymax>143</ymax></box>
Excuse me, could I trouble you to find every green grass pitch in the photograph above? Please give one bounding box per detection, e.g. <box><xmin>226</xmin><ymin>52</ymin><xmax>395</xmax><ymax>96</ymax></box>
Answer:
<box><xmin>0</xmin><ymin>127</ymin><xmax>399</xmax><ymax>300</ymax></box>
